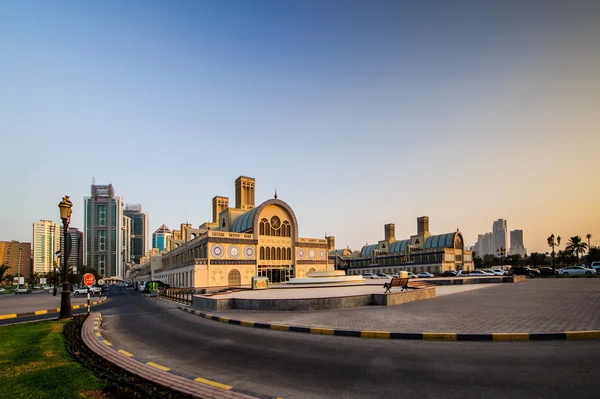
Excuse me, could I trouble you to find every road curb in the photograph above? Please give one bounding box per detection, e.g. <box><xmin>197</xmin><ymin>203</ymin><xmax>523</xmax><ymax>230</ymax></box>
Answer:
<box><xmin>0</xmin><ymin>298</ymin><xmax>108</xmax><ymax>320</ymax></box>
<box><xmin>87</xmin><ymin>313</ymin><xmax>279</xmax><ymax>399</ymax></box>
<box><xmin>178</xmin><ymin>306</ymin><xmax>600</xmax><ymax>341</ymax></box>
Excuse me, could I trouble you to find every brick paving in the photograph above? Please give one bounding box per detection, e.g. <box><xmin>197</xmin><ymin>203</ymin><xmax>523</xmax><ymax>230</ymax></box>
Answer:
<box><xmin>201</xmin><ymin>279</ymin><xmax>600</xmax><ymax>333</ymax></box>
<box><xmin>82</xmin><ymin>313</ymin><xmax>262</xmax><ymax>399</ymax></box>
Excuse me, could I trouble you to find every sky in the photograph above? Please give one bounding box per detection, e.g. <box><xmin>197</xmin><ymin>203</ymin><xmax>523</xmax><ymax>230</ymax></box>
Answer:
<box><xmin>1</xmin><ymin>0</ymin><xmax>599</xmax><ymax>254</ymax></box>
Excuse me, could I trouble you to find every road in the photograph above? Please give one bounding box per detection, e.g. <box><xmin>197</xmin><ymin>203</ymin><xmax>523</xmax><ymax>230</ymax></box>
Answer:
<box><xmin>89</xmin><ymin>287</ymin><xmax>600</xmax><ymax>399</ymax></box>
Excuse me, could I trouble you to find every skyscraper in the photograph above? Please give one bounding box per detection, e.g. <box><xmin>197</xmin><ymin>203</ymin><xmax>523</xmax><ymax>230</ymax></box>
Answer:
<box><xmin>32</xmin><ymin>220</ymin><xmax>62</xmax><ymax>274</ymax></box>
<box><xmin>123</xmin><ymin>204</ymin><xmax>149</xmax><ymax>264</ymax></box>
<box><xmin>84</xmin><ymin>184</ymin><xmax>125</xmax><ymax>279</ymax></box>
<box><xmin>152</xmin><ymin>224</ymin><xmax>171</xmax><ymax>252</ymax></box>
<box><xmin>67</xmin><ymin>228</ymin><xmax>84</xmax><ymax>271</ymax></box>
<box><xmin>510</xmin><ymin>230</ymin><xmax>527</xmax><ymax>256</ymax></box>
<box><xmin>0</xmin><ymin>240</ymin><xmax>32</xmax><ymax>279</ymax></box>
<box><xmin>492</xmin><ymin>219</ymin><xmax>508</xmax><ymax>254</ymax></box>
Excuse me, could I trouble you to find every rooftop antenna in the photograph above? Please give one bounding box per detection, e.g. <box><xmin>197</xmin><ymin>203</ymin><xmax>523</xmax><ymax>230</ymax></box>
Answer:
<box><xmin>274</xmin><ymin>189</ymin><xmax>278</xmax><ymax>199</ymax></box>
<box><xmin>92</xmin><ymin>176</ymin><xmax>95</xmax><ymax>185</ymax></box>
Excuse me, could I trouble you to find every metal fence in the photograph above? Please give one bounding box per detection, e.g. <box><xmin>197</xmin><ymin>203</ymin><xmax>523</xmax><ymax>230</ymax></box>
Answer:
<box><xmin>158</xmin><ymin>288</ymin><xmax>195</xmax><ymax>305</ymax></box>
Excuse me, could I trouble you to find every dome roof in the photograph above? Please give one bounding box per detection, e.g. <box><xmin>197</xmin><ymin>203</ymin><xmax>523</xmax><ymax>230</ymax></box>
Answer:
<box><xmin>230</xmin><ymin>207</ymin><xmax>260</xmax><ymax>233</ymax></box>
<box><xmin>389</xmin><ymin>239</ymin><xmax>410</xmax><ymax>253</ymax></box>
<box><xmin>361</xmin><ymin>244</ymin><xmax>378</xmax><ymax>257</ymax></box>
<box><xmin>424</xmin><ymin>232</ymin><xmax>457</xmax><ymax>249</ymax></box>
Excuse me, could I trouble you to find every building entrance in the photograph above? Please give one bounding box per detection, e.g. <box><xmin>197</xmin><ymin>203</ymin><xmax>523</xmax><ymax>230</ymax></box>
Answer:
<box><xmin>258</xmin><ymin>265</ymin><xmax>292</xmax><ymax>283</ymax></box>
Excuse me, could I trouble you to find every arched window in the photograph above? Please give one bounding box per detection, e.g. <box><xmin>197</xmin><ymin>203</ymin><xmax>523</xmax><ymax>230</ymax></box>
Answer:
<box><xmin>222</xmin><ymin>218</ymin><xmax>226</xmax><ymax>228</ymax></box>
<box><xmin>228</xmin><ymin>269</ymin><xmax>241</xmax><ymax>286</ymax></box>
<box><xmin>308</xmin><ymin>268</ymin><xmax>316</xmax><ymax>273</ymax></box>
<box><xmin>260</xmin><ymin>246</ymin><xmax>265</xmax><ymax>259</ymax></box>
<box><xmin>265</xmin><ymin>247</ymin><xmax>270</xmax><ymax>260</ymax></box>
<box><xmin>271</xmin><ymin>247</ymin><xmax>276</xmax><ymax>259</ymax></box>
<box><xmin>277</xmin><ymin>247</ymin><xmax>281</xmax><ymax>260</ymax></box>
<box><xmin>265</xmin><ymin>223</ymin><xmax>271</xmax><ymax>236</ymax></box>
<box><xmin>260</xmin><ymin>221</ymin><xmax>265</xmax><ymax>235</ymax></box>
<box><xmin>275</xmin><ymin>228</ymin><xmax>280</xmax><ymax>237</ymax></box>
<box><xmin>287</xmin><ymin>248</ymin><xmax>291</xmax><ymax>260</ymax></box>
<box><xmin>287</xmin><ymin>224</ymin><xmax>292</xmax><ymax>237</ymax></box>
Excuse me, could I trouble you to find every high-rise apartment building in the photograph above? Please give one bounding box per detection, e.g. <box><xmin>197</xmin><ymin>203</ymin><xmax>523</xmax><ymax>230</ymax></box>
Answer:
<box><xmin>0</xmin><ymin>240</ymin><xmax>32</xmax><ymax>278</ymax></box>
<box><xmin>510</xmin><ymin>229</ymin><xmax>527</xmax><ymax>256</ymax></box>
<box><xmin>84</xmin><ymin>184</ymin><xmax>125</xmax><ymax>279</ymax></box>
<box><xmin>32</xmin><ymin>220</ymin><xmax>63</xmax><ymax>274</ymax></box>
<box><xmin>492</xmin><ymin>219</ymin><xmax>508</xmax><ymax>253</ymax></box>
<box><xmin>67</xmin><ymin>228</ymin><xmax>84</xmax><ymax>271</ymax></box>
<box><xmin>122</xmin><ymin>215</ymin><xmax>132</xmax><ymax>269</ymax></box>
<box><xmin>123</xmin><ymin>204</ymin><xmax>149</xmax><ymax>264</ymax></box>
<box><xmin>152</xmin><ymin>224</ymin><xmax>171</xmax><ymax>252</ymax></box>
<box><xmin>474</xmin><ymin>232</ymin><xmax>495</xmax><ymax>257</ymax></box>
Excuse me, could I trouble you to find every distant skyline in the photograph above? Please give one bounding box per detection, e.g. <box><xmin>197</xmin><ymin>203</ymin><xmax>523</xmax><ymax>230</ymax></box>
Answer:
<box><xmin>1</xmin><ymin>1</ymin><xmax>599</xmax><ymax>254</ymax></box>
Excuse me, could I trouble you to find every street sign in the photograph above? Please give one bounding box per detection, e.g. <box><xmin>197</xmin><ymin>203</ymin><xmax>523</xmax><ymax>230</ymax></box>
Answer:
<box><xmin>40</xmin><ymin>278</ymin><xmax>47</xmax><ymax>285</ymax></box>
<box><xmin>97</xmin><ymin>279</ymin><xmax>105</xmax><ymax>286</ymax></box>
<box><xmin>83</xmin><ymin>273</ymin><xmax>96</xmax><ymax>287</ymax></box>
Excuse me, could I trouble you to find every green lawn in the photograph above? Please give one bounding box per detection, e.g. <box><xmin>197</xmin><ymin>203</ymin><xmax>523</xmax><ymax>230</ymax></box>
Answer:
<box><xmin>0</xmin><ymin>319</ymin><xmax>108</xmax><ymax>399</ymax></box>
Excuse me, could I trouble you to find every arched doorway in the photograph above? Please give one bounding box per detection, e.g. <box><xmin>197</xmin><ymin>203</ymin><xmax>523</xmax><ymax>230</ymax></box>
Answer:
<box><xmin>228</xmin><ymin>269</ymin><xmax>241</xmax><ymax>286</ymax></box>
<box><xmin>308</xmin><ymin>268</ymin><xmax>316</xmax><ymax>273</ymax></box>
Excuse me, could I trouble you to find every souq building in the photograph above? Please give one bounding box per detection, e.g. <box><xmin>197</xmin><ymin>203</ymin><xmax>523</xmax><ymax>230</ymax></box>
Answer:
<box><xmin>328</xmin><ymin>217</ymin><xmax>474</xmax><ymax>276</ymax></box>
<box><xmin>154</xmin><ymin>176</ymin><xmax>331</xmax><ymax>288</ymax></box>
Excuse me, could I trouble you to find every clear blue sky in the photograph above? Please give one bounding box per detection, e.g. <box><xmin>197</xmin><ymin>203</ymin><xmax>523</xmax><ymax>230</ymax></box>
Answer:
<box><xmin>1</xmin><ymin>0</ymin><xmax>599</xmax><ymax>253</ymax></box>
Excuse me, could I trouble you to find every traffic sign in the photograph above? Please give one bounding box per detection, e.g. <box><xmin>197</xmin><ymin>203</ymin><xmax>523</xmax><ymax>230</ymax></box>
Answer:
<box><xmin>83</xmin><ymin>273</ymin><xmax>96</xmax><ymax>287</ymax></box>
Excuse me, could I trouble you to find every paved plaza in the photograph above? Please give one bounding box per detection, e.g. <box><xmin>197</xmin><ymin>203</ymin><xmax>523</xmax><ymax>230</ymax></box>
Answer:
<box><xmin>196</xmin><ymin>279</ymin><xmax>600</xmax><ymax>333</ymax></box>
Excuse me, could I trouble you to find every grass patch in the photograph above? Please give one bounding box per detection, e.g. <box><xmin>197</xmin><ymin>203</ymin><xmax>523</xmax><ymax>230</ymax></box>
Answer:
<box><xmin>0</xmin><ymin>319</ymin><xmax>108</xmax><ymax>399</ymax></box>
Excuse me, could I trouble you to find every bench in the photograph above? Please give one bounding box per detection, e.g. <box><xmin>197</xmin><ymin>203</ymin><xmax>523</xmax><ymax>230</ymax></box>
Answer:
<box><xmin>383</xmin><ymin>277</ymin><xmax>409</xmax><ymax>294</ymax></box>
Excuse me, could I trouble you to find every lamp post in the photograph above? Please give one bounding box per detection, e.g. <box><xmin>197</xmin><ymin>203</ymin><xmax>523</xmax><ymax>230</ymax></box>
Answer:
<box><xmin>496</xmin><ymin>247</ymin><xmax>506</xmax><ymax>268</ymax></box>
<box><xmin>547</xmin><ymin>234</ymin><xmax>561</xmax><ymax>276</ymax></box>
<box><xmin>58</xmin><ymin>196</ymin><xmax>73</xmax><ymax>318</ymax></box>
<box><xmin>53</xmin><ymin>260</ymin><xmax>57</xmax><ymax>296</ymax></box>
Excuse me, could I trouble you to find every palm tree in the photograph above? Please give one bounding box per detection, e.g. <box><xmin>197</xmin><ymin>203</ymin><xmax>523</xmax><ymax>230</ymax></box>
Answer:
<box><xmin>0</xmin><ymin>264</ymin><xmax>9</xmax><ymax>282</ymax></box>
<box><xmin>586</xmin><ymin>233</ymin><xmax>592</xmax><ymax>255</ymax></box>
<box><xmin>565</xmin><ymin>236</ymin><xmax>588</xmax><ymax>265</ymax></box>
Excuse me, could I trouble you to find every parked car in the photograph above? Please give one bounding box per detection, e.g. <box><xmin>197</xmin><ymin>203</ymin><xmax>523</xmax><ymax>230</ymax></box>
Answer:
<box><xmin>441</xmin><ymin>270</ymin><xmax>457</xmax><ymax>277</ymax></box>
<box><xmin>407</xmin><ymin>272</ymin><xmax>418</xmax><ymax>279</ymax></box>
<box><xmin>376</xmin><ymin>273</ymin><xmax>392</xmax><ymax>279</ymax></box>
<box><xmin>591</xmin><ymin>261</ymin><xmax>600</xmax><ymax>273</ymax></box>
<box><xmin>483</xmin><ymin>269</ymin><xmax>507</xmax><ymax>276</ymax></box>
<box><xmin>361</xmin><ymin>273</ymin><xmax>377</xmax><ymax>279</ymax></box>
<box><xmin>15</xmin><ymin>287</ymin><xmax>32</xmax><ymax>294</ymax></box>
<box><xmin>558</xmin><ymin>266</ymin><xmax>596</xmax><ymax>277</ymax></box>
<box><xmin>73</xmin><ymin>287</ymin><xmax>89</xmax><ymax>295</ymax></box>
<box><xmin>510</xmin><ymin>267</ymin><xmax>541</xmax><ymax>277</ymax></box>
<box><xmin>469</xmin><ymin>270</ymin><xmax>494</xmax><ymax>276</ymax></box>
<box><xmin>537</xmin><ymin>267</ymin><xmax>557</xmax><ymax>277</ymax></box>
<box><xmin>417</xmin><ymin>272</ymin><xmax>434</xmax><ymax>278</ymax></box>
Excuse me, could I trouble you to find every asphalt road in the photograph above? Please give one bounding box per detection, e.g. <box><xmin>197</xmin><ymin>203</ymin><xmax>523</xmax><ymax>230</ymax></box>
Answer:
<box><xmin>92</xmin><ymin>287</ymin><xmax>600</xmax><ymax>399</ymax></box>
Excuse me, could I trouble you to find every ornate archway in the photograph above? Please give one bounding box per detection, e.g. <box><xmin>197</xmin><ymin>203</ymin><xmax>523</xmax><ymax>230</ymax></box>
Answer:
<box><xmin>228</xmin><ymin>269</ymin><xmax>241</xmax><ymax>286</ymax></box>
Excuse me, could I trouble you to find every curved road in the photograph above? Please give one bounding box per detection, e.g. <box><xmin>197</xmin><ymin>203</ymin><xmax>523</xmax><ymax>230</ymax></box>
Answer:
<box><xmin>88</xmin><ymin>288</ymin><xmax>600</xmax><ymax>398</ymax></box>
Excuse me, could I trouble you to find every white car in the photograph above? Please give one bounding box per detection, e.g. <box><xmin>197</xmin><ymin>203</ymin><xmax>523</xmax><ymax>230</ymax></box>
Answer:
<box><xmin>591</xmin><ymin>261</ymin><xmax>600</xmax><ymax>273</ymax></box>
<box><xmin>73</xmin><ymin>287</ymin><xmax>89</xmax><ymax>295</ymax></box>
<box><xmin>483</xmin><ymin>269</ymin><xmax>505</xmax><ymax>276</ymax></box>
<box><xmin>376</xmin><ymin>273</ymin><xmax>392</xmax><ymax>279</ymax></box>
<box><xmin>407</xmin><ymin>272</ymin><xmax>418</xmax><ymax>279</ymax></box>
<box><xmin>361</xmin><ymin>273</ymin><xmax>377</xmax><ymax>279</ymax></box>
<box><xmin>417</xmin><ymin>272</ymin><xmax>434</xmax><ymax>278</ymax></box>
<box><xmin>466</xmin><ymin>270</ymin><xmax>493</xmax><ymax>276</ymax></box>
<box><xmin>558</xmin><ymin>266</ymin><xmax>596</xmax><ymax>277</ymax></box>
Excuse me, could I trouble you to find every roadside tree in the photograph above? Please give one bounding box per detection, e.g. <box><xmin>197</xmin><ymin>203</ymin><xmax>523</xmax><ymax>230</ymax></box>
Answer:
<box><xmin>565</xmin><ymin>236</ymin><xmax>588</xmax><ymax>265</ymax></box>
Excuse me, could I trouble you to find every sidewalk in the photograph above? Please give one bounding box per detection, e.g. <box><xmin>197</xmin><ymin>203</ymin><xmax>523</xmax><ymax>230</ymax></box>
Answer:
<box><xmin>185</xmin><ymin>279</ymin><xmax>600</xmax><ymax>334</ymax></box>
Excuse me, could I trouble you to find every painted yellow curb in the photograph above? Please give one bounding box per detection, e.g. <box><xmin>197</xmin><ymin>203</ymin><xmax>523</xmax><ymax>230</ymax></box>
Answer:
<box><xmin>310</xmin><ymin>327</ymin><xmax>335</xmax><ymax>335</ymax></box>
<box><xmin>118</xmin><ymin>349</ymin><xmax>134</xmax><ymax>357</ymax></box>
<box><xmin>241</xmin><ymin>320</ymin><xmax>255</xmax><ymax>327</ymax></box>
<box><xmin>219</xmin><ymin>317</ymin><xmax>230</xmax><ymax>324</ymax></box>
<box><xmin>194</xmin><ymin>377</ymin><xmax>232</xmax><ymax>390</ymax></box>
<box><xmin>0</xmin><ymin>314</ymin><xmax>17</xmax><ymax>320</ymax></box>
<box><xmin>566</xmin><ymin>330</ymin><xmax>600</xmax><ymax>339</ymax></box>
<box><xmin>102</xmin><ymin>340</ymin><xmax>113</xmax><ymax>346</ymax></box>
<box><xmin>360</xmin><ymin>331</ymin><xmax>391</xmax><ymax>339</ymax></box>
<box><xmin>147</xmin><ymin>362</ymin><xmax>170</xmax><ymax>371</ymax></box>
<box><xmin>271</xmin><ymin>324</ymin><xmax>290</xmax><ymax>332</ymax></box>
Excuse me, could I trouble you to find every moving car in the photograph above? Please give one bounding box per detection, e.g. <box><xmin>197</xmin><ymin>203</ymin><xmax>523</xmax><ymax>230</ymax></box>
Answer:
<box><xmin>73</xmin><ymin>287</ymin><xmax>89</xmax><ymax>295</ymax></box>
<box><xmin>417</xmin><ymin>272</ymin><xmax>434</xmax><ymax>278</ymax></box>
<box><xmin>558</xmin><ymin>266</ymin><xmax>596</xmax><ymax>276</ymax></box>
<box><xmin>376</xmin><ymin>273</ymin><xmax>392</xmax><ymax>279</ymax></box>
<box><xmin>15</xmin><ymin>287</ymin><xmax>32</xmax><ymax>294</ymax></box>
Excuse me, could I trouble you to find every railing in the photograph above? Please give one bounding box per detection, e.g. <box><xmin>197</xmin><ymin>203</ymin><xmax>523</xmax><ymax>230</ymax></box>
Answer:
<box><xmin>158</xmin><ymin>288</ymin><xmax>195</xmax><ymax>305</ymax></box>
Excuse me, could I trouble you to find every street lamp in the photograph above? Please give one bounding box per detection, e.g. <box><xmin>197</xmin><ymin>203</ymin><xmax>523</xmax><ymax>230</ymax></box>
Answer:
<box><xmin>547</xmin><ymin>234</ymin><xmax>561</xmax><ymax>276</ymax></box>
<box><xmin>496</xmin><ymin>247</ymin><xmax>506</xmax><ymax>268</ymax></box>
<box><xmin>58</xmin><ymin>196</ymin><xmax>73</xmax><ymax>318</ymax></box>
